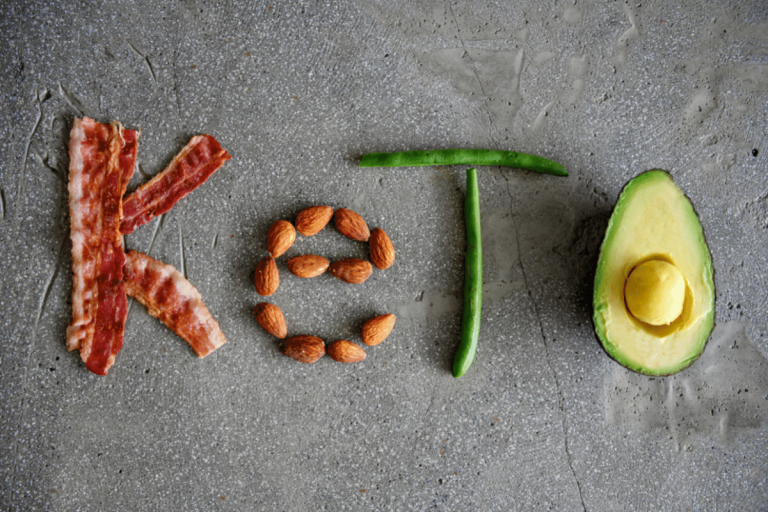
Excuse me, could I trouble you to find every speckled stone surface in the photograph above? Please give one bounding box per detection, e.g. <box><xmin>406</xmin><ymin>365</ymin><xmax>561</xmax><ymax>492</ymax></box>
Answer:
<box><xmin>1</xmin><ymin>1</ymin><xmax>767</xmax><ymax>510</ymax></box>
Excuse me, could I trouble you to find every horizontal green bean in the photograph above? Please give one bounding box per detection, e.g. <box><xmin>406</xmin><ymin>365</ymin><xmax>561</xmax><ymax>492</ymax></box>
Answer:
<box><xmin>360</xmin><ymin>149</ymin><xmax>567</xmax><ymax>176</ymax></box>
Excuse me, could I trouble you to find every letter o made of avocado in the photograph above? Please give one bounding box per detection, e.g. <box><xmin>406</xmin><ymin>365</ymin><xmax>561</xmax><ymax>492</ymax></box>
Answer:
<box><xmin>593</xmin><ymin>170</ymin><xmax>715</xmax><ymax>376</ymax></box>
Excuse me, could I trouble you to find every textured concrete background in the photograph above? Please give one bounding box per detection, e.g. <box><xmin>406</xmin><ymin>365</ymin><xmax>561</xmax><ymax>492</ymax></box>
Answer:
<box><xmin>1</xmin><ymin>0</ymin><xmax>767</xmax><ymax>510</ymax></box>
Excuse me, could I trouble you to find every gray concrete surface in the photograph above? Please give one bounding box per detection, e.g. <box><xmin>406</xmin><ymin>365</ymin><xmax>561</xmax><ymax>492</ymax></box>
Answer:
<box><xmin>1</xmin><ymin>0</ymin><xmax>767</xmax><ymax>510</ymax></box>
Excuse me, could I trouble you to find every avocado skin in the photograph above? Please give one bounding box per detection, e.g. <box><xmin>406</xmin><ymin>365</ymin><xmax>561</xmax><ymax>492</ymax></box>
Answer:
<box><xmin>592</xmin><ymin>170</ymin><xmax>715</xmax><ymax>376</ymax></box>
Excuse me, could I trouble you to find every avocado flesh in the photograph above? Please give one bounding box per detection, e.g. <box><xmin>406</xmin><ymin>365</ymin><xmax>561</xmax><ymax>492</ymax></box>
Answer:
<box><xmin>593</xmin><ymin>170</ymin><xmax>715</xmax><ymax>376</ymax></box>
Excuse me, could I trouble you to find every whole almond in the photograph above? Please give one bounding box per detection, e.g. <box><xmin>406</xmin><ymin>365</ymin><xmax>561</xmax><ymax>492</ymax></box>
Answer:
<box><xmin>361</xmin><ymin>314</ymin><xmax>396</xmax><ymax>346</ymax></box>
<box><xmin>369</xmin><ymin>227</ymin><xmax>395</xmax><ymax>270</ymax></box>
<box><xmin>327</xmin><ymin>340</ymin><xmax>366</xmax><ymax>363</ymax></box>
<box><xmin>254</xmin><ymin>255</ymin><xmax>279</xmax><ymax>296</ymax></box>
<box><xmin>253</xmin><ymin>303</ymin><xmax>287</xmax><ymax>339</ymax></box>
<box><xmin>334</xmin><ymin>208</ymin><xmax>370</xmax><ymax>242</ymax></box>
<box><xmin>287</xmin><ymin>255</ymin><xmax>330</xmax><ymax>278</ymax></box>
<box><xmin>267</xmin><ymin>220</ymin><xmax>296</xmax><ymax>258</ymax></box>
<box><xmin>295</xmin><ymin>205</ymin><xmax>334</xmax><ymax>236</ymax></box>
<box><xmin>279</xmin><ymin>335</ymin><xmax>325</xmax><ymax>363</ymax></box>
<box><xmin>329</xmin><ymin>258</ymin><xmax>373</xmax><ymax>284</ymax></box>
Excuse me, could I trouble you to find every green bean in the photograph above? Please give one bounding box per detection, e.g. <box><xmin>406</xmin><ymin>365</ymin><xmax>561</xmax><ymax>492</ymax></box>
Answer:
<box><xmin>453</xmin><ymin>167</ymin><xmax>482</xmax><ymax>378</ymax></box>
<box><xmin>360</xmin><ymin>149</ymin><xmax>567</xmax><ymax>176</ymax></box>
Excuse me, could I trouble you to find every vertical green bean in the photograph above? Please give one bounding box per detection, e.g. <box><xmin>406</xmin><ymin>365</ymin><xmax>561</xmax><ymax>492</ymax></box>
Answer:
<box><xmin>453</xmin><ymin>167</ymin><xmax>483</xmax><ymax>378</ymax></box>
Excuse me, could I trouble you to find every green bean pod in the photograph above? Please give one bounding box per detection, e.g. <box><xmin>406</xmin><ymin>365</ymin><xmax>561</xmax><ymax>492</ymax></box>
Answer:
<box><xmin>360</xmin><ymin>149</ymin><xmax>567</xmax><ymax>177</ymax></box>
<box><xmin>453</xmin><ymin>167</ymin><xmax>483</xmax><ymax>378</ymax></box>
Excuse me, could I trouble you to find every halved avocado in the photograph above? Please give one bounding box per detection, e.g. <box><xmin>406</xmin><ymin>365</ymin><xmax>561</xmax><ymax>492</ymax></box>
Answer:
<box><xmin>593</xmin><ymin>170</ymin><xmax>714</xmax><ymax>375</ymax></box>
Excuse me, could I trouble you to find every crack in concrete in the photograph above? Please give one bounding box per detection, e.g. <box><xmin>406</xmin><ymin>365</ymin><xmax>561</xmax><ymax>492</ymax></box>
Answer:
<box><xmin>5</xmin><ymin>285</ymin><xmax>36</xmax><ymax>508</ymax></box>
<box><xmin>137</xmin><ymin>162</ymin><xmax>151</xmax><ymax>180</ymax></box>
<box><xmin>178</xmin><ymin>217</ymin><xmax>187</xmax><ymax>278</ymax></box>
<box><xmin>10</xmin><ymin>272</ymin><xmax>62</xmax><ymax>510</ymax></box>
<box><xmin>172</xmin><ymin>49</ymin><xmax>184</xmax><ymax>129</ymax></box>
<box><xmin>32</xmin><ymin>151</ymin><xmax>64</xmax><ymax>181</ymax></box>
<box><xmin>33</xmin><ymin>235</ymin><xmax>67</xmax><ymax>335</ymax></box>
<box><xmin>403</xmin><ymin>375</ymin><xmax>442</xmax><ymax>503</ymax></box>
<box><xmin>145</xmin><ymin>212</ymin><xmax>166</xmax><ymax>257</ymax></box>
<box><xmin>16</xmin><ymin>87</ymin><xmax>47</xmax><ymax>215</ymax></box>
<box><xmin>504</xmin><ymin>177</ymin><xmax>587</xmax><ymax>512</ymax></box>
<box><xmin>58</xmin><ymin>82</ymin><xmax>85</xmax><ymax>116</ymax></box>
<box><xmin>127</xmin><ymin>40</ymin><xmax>157</xmax><ymax>85</ymax></box>
<box><xmin>447</xmin><ymin>4</ymin><xmax>498</xmax><ymax>142</ymax></box>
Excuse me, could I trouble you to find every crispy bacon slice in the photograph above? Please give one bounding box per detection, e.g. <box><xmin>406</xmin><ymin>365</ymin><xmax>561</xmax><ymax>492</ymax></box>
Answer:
<box><xmin>120</xmin><ymin>135</ymin><xmax>231</xmax><ymax>234</ymax></box>
<box><xmin>67</xmin><ymin>117</ymin><xmax>138</xmax><ymax>375</ymax></box>
<box><xmin>123</xmin><ymin>250</ymin><xmax>226</xmax><ymax>357</ymax></box>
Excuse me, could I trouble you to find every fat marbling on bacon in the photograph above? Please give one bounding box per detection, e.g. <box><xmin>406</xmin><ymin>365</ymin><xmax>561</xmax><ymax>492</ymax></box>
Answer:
<box><xmin>67</xmin><ymin>117</ymin><xmax>138</xmax><ymax>375</ymax></box>
<box><xmin>123</xmin><ymin>250</ymin><xmax>226</xmax><ymax>358</ymax></box>
<box><xmin>120</xmin><ymin>134</ymin><xmax>231</xmax><ymax>234</ymax></box>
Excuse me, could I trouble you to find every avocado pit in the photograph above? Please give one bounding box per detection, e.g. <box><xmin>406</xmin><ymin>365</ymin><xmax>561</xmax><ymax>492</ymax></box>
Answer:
<box><xmin>624</xmin><ymin>259</ymin><xmax>686</xmax><ymax>326</ymax></box>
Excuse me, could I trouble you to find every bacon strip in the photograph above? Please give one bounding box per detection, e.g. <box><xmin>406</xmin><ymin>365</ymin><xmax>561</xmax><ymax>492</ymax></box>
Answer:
<box><xmin>123</xmin><ymin>250</ymin><xmax>226</xmax><ymax>358</ymax></box>
<box><xmin>67</xmin><ymin>117</ymin><xmax>138</xmax><ymax>375</ymax></box>
<box><xmin>120</xmin><ymin>135</ymin><xmax>231</xmax><ymax>234</ymax></box>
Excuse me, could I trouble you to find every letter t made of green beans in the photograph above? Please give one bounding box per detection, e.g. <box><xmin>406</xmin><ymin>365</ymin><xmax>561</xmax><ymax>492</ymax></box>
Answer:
<box><xmin>359</xmin><ymin>149</ymin><xmax>567</xmax><ymax>377</ymax></box>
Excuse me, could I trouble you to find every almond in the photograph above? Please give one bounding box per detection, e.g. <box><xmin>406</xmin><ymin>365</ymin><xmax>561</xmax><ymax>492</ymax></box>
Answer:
<box><xmin>329</xmin><ymin>258</ymin><xmax>373</xmax><ymax>284</ymax></box>
<box><xmin>295</xmin><ymin>205</ymin><xmax>334</xmax><ymax>236</ymax></box>
<box><xmin>369</xmin><ymin>227</ymin><xmax>395</xmax><ymax>270</ymax></box>
<box><xmin>334</xmin><ymin>208</ymin><xmax>370</xmax><ymax>242</ymax></box>
<box><xmin>279</xmin><ymin>335</ymin><xmax>325</xmax><ymax>363</ymax></box>
<box><xmin>253</xmin><ymin>302</ymin><xmax>287</xmax><ymax>339</ymax></box>
<box><xmin>361</xmin><ymin>314</ymin><xmax>396</xmax><ymax>346</ymax></box>
<box><xmin>327</xmin><ymin>340</ymin><xmax>366</xmax><ymax>363</ymax></box>
<box><xmin>287</xmin><ymin>255</ymin><xmax>329</xmax><ymax>278</ymax></box>
<box><xmin>266</xmin><ymin>220</ymin><xmax>296</xmax><ymax>258</ymax></box>
<box><xmin>254</xmin><ymin>255</ymin><xmax>279</xmax><ymax>296</ymax></box>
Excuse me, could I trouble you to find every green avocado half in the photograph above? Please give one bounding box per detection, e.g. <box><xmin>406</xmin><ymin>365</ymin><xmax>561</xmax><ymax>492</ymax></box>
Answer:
<box><xmin>593</xmin><ymin>170</ymin><xmax>715</xmax><ymax>375</ymax></box>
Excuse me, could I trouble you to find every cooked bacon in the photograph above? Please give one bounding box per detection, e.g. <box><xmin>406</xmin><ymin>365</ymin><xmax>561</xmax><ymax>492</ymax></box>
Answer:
<box><xmin>120</xmin><ymin>135</ymin><xmax>231</xmax><ymax>234</ymax></box>
<box><xmin>123</xmin><ymin>250</ymin><xmax>226</xmax><ymax>358</ymax></box>
<box><xmin>67</xmin><ymin>119</ymin><xmax>228</xmax><ymax>374</ymax></box>
<box><xmin>67</xmin><ymin>117</ymin><xmax>138</xmax><ymax>375</ymax></box>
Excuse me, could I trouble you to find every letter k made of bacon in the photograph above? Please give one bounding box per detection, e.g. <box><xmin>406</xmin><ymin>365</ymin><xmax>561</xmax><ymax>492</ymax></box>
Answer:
<box><xmin>67</xmin><ymin>117</ymin><xmax>230</xmax><ymax>375</ymax></box>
